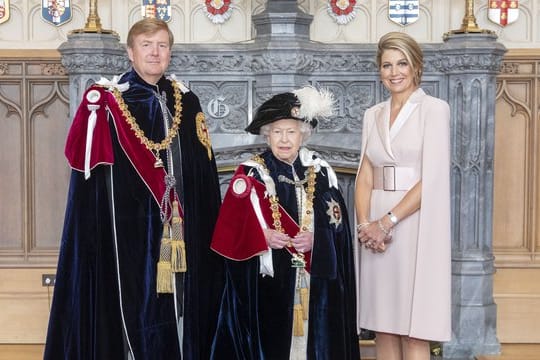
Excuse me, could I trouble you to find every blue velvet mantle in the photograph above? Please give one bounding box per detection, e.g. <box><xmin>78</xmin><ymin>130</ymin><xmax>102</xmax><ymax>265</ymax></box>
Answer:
<box><xmin>44</xmin><ymin>70</ymin><xmax>224</xmax><ymax>359</ymax></box>
<box><xmin>210</xmin><ymin>151</ymin><xmax>360</xmax><ymax>359</ymax></box>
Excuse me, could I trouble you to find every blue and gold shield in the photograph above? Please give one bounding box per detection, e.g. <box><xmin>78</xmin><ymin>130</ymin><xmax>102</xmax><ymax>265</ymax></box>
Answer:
<box><xmin>141</xmin><ymin>0</ymin><xmax>172</xmax><ymax>22</ymax></box>
<box><xmin>388</xmin><ymin>0</ymin><xmax>419</xmax><ymax>26</ymax></box>
<box><xmin>41</xmin><ymin>0</ymin><xmax>72</xmax><ymax>26</ymax></box>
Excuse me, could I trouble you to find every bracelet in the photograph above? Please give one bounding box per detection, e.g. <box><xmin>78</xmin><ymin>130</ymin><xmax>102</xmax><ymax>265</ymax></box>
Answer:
<box><xmin>387</xmin><ymin>211</ymin><xmax>399</xmax><ymax>225</ymax></box>
<box><xmin>377</xmin><ymin>219</ymin><xmax>393</xmax><ymax>237</ymax></box>
<box><xmin>356</xmin><ymin>222</ymin><xmax>370</xmax><ymax>231</ymax></box>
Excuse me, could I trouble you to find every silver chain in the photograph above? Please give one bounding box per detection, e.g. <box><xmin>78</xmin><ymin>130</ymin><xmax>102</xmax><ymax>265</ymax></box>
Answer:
<box><xmin>156</xmin><ymin>90</ymin><xmax>177</xmax><ymax>224</ymax></box>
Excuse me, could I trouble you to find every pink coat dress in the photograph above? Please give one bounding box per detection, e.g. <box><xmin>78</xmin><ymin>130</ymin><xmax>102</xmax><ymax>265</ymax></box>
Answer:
<box><xmin>355</xmin><ymin>88</ymin><xmax>452</xmax><ymax>341</ymax></box>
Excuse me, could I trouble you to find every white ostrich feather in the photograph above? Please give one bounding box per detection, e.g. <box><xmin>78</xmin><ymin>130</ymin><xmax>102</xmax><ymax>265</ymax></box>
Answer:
<box><xmin>292</xmin><ymin>86</ymin><xmax>335</xmax><ymax>122</ymax></box>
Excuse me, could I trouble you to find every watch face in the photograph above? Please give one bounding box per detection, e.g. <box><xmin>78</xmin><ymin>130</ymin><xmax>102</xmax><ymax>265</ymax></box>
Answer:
<box><xmin>388</xmin><ymin>212</ymin><xmax>398</xmax><ymax>224</ymax></box>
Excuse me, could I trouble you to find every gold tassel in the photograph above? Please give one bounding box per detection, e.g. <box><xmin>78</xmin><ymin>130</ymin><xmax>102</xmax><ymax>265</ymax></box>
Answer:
<box><xmin>300</xmin><ymin>287</ymin><xmax>309</xmax><ymax>320</ymax></box>
<box><xmin>171</xmin><ymin>240</ymin><xmax>187</xmax><ymax>272</ymax></box>
<box><xmin>156</xmin><ymin>223</ymin><xmax>173</xmax><ymax>294</ymax></box>
<box><xmin>170</xmin><ymin>200</ymin><xmax>187</xmax><ymax>273</ymax></box>
<box><xmin>156</xmin><ymin>260</ymin><xmax>173</xmax><ymax>293</ymax></box>
<box><xmin>292</xmin><ymin>303</ymin><xmax>304</xmax><ymax>337</ymax></box>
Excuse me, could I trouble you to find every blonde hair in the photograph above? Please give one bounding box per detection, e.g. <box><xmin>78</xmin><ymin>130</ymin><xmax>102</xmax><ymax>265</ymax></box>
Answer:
<box><xmin>127</xmin><ymin>18</ymin><xmax>174</xmax><ymax>48</ymax></box>
<box><xmin>376</xmin><ymin>32</ymin><xmax>423</xmax><ymax>86</ymax></box>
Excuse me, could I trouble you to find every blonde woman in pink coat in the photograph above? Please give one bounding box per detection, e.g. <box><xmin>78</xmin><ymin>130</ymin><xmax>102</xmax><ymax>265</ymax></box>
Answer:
<box><xmin>355</xmin><ymin>32</ymin><xmax>452</xmax><ymax>360</ymax></box>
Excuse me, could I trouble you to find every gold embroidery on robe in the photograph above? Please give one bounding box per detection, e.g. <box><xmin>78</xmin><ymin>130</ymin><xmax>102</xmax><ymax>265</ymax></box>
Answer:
<box><xmin>196</xmin><ymin>112</ymin><xmax>212</xmax><ymax>160</ymax></box>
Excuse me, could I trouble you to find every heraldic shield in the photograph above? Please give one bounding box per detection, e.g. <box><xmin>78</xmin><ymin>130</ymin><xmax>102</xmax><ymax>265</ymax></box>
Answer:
<box><xmin>488</xmin><ymin>0</ymin><xmax>519</xmax><ymax>27</ymax></box>
<box><xmin>0</xmin><ymin>0</ymin><xmax>10</xmax><ymax>25</ymax></box>
<box><xmin>142</xmin><ymin>0</ymin><xmax>172</xmax><ymax>22</ymax></box>
<box><xmin>0</xmin><ymin>0</ymin><xmax>9</xmax><ymax>24</ymax></box>
<box><xmin>41</xmin><ymin>0</ymin><xmax>72</xmax><ymax>26</ymax></box>
<box><xmin>388</xmin><ymin>0</ymin><xmax>419</xmax><ymax>26</ymax></box>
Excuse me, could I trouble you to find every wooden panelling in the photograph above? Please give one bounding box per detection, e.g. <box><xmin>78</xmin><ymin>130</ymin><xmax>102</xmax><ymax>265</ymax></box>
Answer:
<box><xmin>477</xmin><ymin>344</ymin><xmax>540</xmax><ymax>360</ymax></box>
<box><xmin>0</xmin><ymin>54</ymin><xmax>69</xmax><ymax>265</ymax></box>
<box><xmin>493</xmin><ymin>268</ymin><xmax>540</xmax><ymax>343</ymax></box>
<box><xmin>0</xmin><ymin>345</ymin><xmax>43</xmax><ymax>360</ymax></box>
<box><xmin>492</xmin><ymin>49</ymin><xmax>540</xmax><ymax>344</ymax></box>
<box><xmin>493</xmin><ymin>50</ymin><xmax>540</xmax><ymax>264</ymax></box>
<box><xmin>0</xmin><ymin>268</ymin><xmax>55</xmax><ymax>343</ymax></box>
<box><xmin>0</xmin><ymin>80</ymin><xmax>23</xmax><ymax>252</ymax></box>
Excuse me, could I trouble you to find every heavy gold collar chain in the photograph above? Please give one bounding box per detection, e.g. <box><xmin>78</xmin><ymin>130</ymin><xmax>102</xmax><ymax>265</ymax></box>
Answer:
<box><xmin>112</xmin><ymin>81</ymin><xmax>183</xmax><ymax>157</ymax></box>
<box><xmin>253</xmin><ymin>155</ymin><xmax>316</xmax><ymax>234</ymax></box>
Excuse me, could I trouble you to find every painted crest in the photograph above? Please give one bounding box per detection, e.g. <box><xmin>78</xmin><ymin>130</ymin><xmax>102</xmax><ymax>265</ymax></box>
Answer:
<box><xmin>41</xmin><ymin>0</ymin><xmax>72</xmax><ymax>26</ymax></box>
<box><xmin>0</xmin><ymin>0</ymin><xmax>10</xmax><ymax>25</ymax></box>
<box><xmin>388</xmin><ymin>0</ymin><xmax>419</xmax><ymax>26</ymax></box>
<box><xmin>203</xmin><ymin>0</ymin><xmax>233</xmax><ymax>24</ymax></box>
<box><xmin>488</xmin><ymin>0</ymin><xmax>519</xmax><ymax>27</ymax></box>
<box><xmin>327</xmin><ymin>0</ymin><xmax>358</xmax><ymax>25</ymax></box>
<box><xmin>141</xmin><ymin>0</ymin><xmax>171</xmax><ymax>22</ymax></box>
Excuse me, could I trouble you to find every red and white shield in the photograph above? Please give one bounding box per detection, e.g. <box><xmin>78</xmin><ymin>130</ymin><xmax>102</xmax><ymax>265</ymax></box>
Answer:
<box><xmin>488</xmin><ymin>0</ymin><xmax>519</xmax><ymax>27</ymax></box>
<box><xmin>203</xmin><ymin>0</ymin><xmax>233</xmax><ymax>24</ymax></box>
<box><xmin>0</xmin><ymin>0</ymin><xmax>10</xmax><ymax>25</ymax></box>
<box><xmin>327</xmin><ymin>0</ymin><xmax>358</xmax><ymax>25</ymax></box>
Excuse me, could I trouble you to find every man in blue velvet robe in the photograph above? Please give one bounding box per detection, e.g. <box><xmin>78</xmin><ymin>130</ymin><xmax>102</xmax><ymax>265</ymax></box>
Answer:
<box><xmin>210</xmin><ymin>88</ymin><xmax>360</xmax><ymax>359</ymax></box>
<box><xmin>44</xmin><ymin>18</ymin><xmax>223</xmax><ymax>359</ymax></box>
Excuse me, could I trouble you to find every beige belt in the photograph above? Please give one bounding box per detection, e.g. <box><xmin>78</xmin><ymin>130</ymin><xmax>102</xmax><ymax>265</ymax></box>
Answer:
<box><xmin>373</xmin><ymin>166</ymin><xmax>417</xmax><ymax>191</ymax></box>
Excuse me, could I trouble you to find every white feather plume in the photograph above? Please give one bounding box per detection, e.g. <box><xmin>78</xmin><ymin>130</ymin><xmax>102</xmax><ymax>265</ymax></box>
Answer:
<box><xmin>292</xmin><ymin>86</ymin><xmax>335</xmax><ymax>123</ymax></box>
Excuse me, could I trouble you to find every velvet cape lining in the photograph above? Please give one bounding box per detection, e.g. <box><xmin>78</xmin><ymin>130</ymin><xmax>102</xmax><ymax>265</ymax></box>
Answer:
<box><xmin>211</xmin><ymin>164</ymin><xmax>311</xmax><ymax>272</ymax></box>
<box><xmin>210</xmin><ymin>151</ymin><xmax>359</xmax><ymax>359</ymax></box>
<box><xmin>44</xmin><ymin>70</ymin><xmax>224</xmax><ymax>359</ymax></box>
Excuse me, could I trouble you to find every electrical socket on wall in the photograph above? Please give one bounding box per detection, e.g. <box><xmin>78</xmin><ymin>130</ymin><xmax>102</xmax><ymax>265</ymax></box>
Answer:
<box><xmin>42</xmin><ymin>274</ymin><xmax>56</xmax><ymax>287</ymax></box>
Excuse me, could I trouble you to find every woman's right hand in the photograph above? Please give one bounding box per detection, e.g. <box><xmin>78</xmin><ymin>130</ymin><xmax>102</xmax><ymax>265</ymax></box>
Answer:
<box><xmin>264</xmin><ymin>229</ymin><xmax>292</xmax><ymax>249</ymax></box>
<box><xmin>358</xmin><ymin>222</ymin><xmax>389</xmax><ymax>252</ymax></box>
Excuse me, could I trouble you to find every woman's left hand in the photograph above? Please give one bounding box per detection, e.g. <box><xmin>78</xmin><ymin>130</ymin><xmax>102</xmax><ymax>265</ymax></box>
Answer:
<box><xmin>291</xmin><ymin>231</ymin><xmax>314</xmax><ymax>253</ymax></box>
<box><xmin>359</xmin><ymin>222</ymin><xmax>389</xmax><ymax>253</ymax></box>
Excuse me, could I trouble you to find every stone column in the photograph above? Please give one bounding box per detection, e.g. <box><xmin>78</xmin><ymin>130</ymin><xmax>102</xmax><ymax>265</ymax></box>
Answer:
<box><xmin>440</xmin><ymin>32</ymin><xmax>506</xmax><ymax>359</ymax></box>
<box><xmin>251</xmin><ymin>0</ymin><xmax>314</xmax><ymax>100</ymax></box>
<box><xmin>58</xmin><ymin>33</ymin><xmax>129</xmax><ymax>119</ymax></box>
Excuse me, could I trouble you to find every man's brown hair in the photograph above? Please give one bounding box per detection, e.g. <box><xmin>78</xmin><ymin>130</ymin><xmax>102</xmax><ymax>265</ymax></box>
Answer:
<box><xmin>127</xmin><ymin>18</ymin><xmax>174</xmax><ymax>48</ymax></box>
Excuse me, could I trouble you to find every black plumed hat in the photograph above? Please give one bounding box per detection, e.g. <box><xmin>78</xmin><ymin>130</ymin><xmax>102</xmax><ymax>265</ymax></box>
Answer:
<box><xmin>245</xmin><ymin>86</ymin><xmax>335</xmax><ymax>135</ymax></box>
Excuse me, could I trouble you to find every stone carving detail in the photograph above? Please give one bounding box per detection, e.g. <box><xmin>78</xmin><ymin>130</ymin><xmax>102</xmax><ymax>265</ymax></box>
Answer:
<box><xmin>426</xmin><ymin>53</ymin><xmax>504</xmax><ymax>73</ymax></box>
<box><xmin>41</xmin><ymin>63</ymin><xmax>67</xmax><ymax>76</ymax></box>
<box><xmin>500</xmin><ymin>62</ymin><xmax>520</xmax><ymax>74</ymax></box>
<box><xmin>0</xmin><ymin>63</ymin><xmax>8</xmax><ymax>75</ymax></box>
<box><xmin>308</xmin><ymin>54</ymin><xmax>378</xmax><ymax>73</ymax></box>
<box><xmin>169</xmin><ymin>52</ymin><xmax>379</xmax><ymax>74</ymax></box>
<box><xmin>170</xmin><ymin>54</ymin><xmax>251</xmax><ymax>73</ymax></box>
<box><xmin>215</xmin><ymin>145</ymin><xmax>267</xmax><ymax>165</ymax></box>
<box><xmin>315</xmin><ymin>81</ymin><xmax>377</xmax><ymax>132</ymax></box>
<box><xmin>419</xmin><ymin>82</ymin><xmax>440</xmax><ymax>99</ymax></box>
<box><xmin>61</xmin><ymin>54</ymin><xmax>129</xmax><ymax>74</ymax></box>
<box><xmin>214</xmin><ymin>144</ymin><xmax>360</xmax><ymax>168</ymax></box>
<box><xmin>190</xmin><ymin>81</ymin><xmax>249</xmax><ymax>133</ymax></box>
<box><xmin>309</xmin><ymin>148</ymin><xmax>360</xmax><ymax>165</ymax></box>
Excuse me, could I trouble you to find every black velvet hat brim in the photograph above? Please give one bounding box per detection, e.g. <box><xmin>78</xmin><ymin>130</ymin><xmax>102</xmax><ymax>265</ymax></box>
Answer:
<box><xmin>246</xmin><ymin>92</ymin><xmax>317</xmax><ymax>134</ymax></box>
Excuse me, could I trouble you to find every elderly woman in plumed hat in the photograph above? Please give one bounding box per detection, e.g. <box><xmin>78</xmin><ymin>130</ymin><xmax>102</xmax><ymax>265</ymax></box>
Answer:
<box><xmin>210</xmin><ymin>87</ymin><xmax>360</xmax><ymax>360</ymax></box>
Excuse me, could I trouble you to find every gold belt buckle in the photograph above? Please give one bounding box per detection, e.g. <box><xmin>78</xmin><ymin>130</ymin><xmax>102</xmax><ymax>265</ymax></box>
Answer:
<box><xmin>383</xmin><ymin>166</ymin><xmax>396</xmax><ymax>191</ymax></box>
